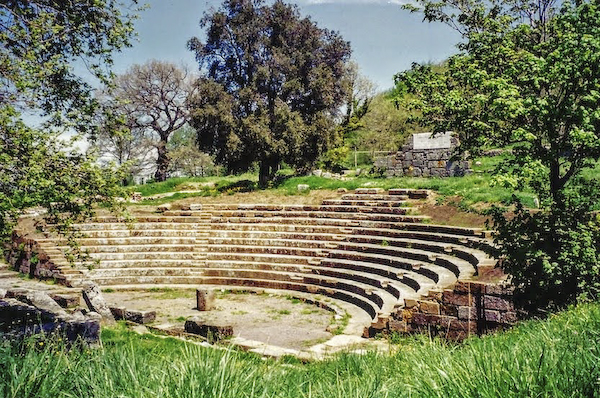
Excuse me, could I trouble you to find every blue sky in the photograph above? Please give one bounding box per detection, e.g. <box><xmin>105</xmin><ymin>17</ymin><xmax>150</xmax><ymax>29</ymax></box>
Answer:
<box><xmin>112</xmin><ymin>0</ymin><xmax>461</xmax><ymax>91</ymax></box>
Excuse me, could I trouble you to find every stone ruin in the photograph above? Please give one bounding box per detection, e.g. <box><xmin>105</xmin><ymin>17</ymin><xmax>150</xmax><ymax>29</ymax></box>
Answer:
<box><xmin>6</xmin><ymin>187</ymin><xmax>515</xmax><ymax>349</ymax></box>
<box><xmin>375</xmin><ymin>132</ymin><xmax>472</xmax><ymax>177</ymax></box>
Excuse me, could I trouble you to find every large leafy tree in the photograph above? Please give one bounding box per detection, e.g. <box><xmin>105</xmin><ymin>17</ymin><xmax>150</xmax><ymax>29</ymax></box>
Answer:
<box><xmin>101</xmin><ymin>61</ymin><xmax>196</xmax><ymax>182</ymax></box>
<box><xmin>396</xmin><ymin>0</ymin><xmax>600</xmax><ymax>309</ymax></box>
<box><xmin>0</xmin><ymin>1</ymin><xmax>138</xmax><ymax>246</ymax></box>
<box><xmin>188</xmin><ymin>0</ymin><xmax>351</xmax><ymax>187</ymax></box>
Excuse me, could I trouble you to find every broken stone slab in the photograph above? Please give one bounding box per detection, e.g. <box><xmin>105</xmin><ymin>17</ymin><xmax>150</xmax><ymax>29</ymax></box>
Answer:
<box><xmin>297</xmin><ymin>184</ymin><xmax>310</xmax><ymax>192</ymax></box>
<box><xmin>0</xmin><ymin>288</ymin><xmax>6</xmax><ymax>299</ymax></box>
<box><xmin>110</xmin><ymin>307</ymin><xmax>156</xmax><ymax>324</ymax></box>
<box><xmin>82</xmin><ymin>283</ymin><xmax>115</xmax><ymax>324</ymax></box>
<box><xmin>184</xmin><ymin>318</ymin><xmax>233</xmax><ymax>342</ymax></box>
<box><xmin>0</xmin><ymin>298</ymin><xmax>101</xmax><ymax>347</ymax></box>
<box><xmin>196</xmin><ymin>288</ymin><xmax>215</xmax><ymax>311</ymax></box>
<box><xmin>49</xmin><ymin>293</ymin><xmax>80</xmax><ymax>308</ymax></box>
<box><xmin>24</xmin><ymin>291</ymin><xmax>68</xmax><ymax>318</ymax></box>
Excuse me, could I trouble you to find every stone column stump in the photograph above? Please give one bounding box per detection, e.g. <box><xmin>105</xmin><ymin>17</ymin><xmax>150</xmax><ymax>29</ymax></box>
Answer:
<box><xmin>196</xmin><ymin>288</ymin><xmax>215</xmax><ymax>311</ymax></box>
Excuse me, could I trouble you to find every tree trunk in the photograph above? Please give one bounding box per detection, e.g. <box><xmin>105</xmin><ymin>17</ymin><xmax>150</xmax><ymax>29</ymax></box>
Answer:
<box><xmin>155</xmin><ymin>141</ymin><xmax>170</xmax><ymax>182</ymax></box>
<box><xmin>258</xmin><ymin>157</ymin><xmax>279</xmax><ymax>188</ymax></box>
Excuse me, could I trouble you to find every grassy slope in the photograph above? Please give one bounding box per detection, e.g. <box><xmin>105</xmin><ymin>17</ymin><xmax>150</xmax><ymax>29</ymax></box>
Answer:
<box><xmin>130</xmin><ymin>157</ymin><xmax>537</xmax><ymax>209</ymax></box>
<box><xmin>1</xmin><ymin>303</ymin><xmax>599</xmax><ymax>397</ymax></box>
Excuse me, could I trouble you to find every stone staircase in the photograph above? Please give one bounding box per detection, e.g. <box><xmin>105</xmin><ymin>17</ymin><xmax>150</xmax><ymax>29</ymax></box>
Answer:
<box><xmin>28</xmin><ymin>188</ymin><xmax>497</xmax><ymax>334</ymax></box>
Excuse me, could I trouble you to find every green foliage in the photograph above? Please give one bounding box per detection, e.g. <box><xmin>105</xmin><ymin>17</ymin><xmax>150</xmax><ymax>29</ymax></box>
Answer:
<box><xmin>0</xmin><ymin>1</ymin><xmax>138</xmax><ymax>259</ymax></box>
<box><xmin>168</xmin><ymin>127</ymin><xmax>216</xmax><ymax>177</ymax></box>
<box><xmin>188</xmin><ymin>0</ymin><xmax>352</xmax><ymax>187</ymax></box>
<box><xmin>0</xmin><ymin>107</ymin><xmax>127</xmax><ymax>246</ymax></box>
<box><xmin>397</xmin><ymin>0</ymin><xmax>600</xmax><ymax>309</ymax></box>
<box><xmin>2</xmin><ymin>303</ymin><xmax>600</xmax><ymax>396</ymax></box>
<box><xmin>0</xmin><ymin>0</ymin><xmax>140</xmax><ymax>130</ymax></box>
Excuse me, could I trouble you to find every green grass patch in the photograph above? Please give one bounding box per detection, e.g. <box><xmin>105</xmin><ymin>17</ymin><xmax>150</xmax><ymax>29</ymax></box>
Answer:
<box><xmin>2</xmin><ymin>303</ymin><xmax>600</xmax><ymax>397</ymax></box>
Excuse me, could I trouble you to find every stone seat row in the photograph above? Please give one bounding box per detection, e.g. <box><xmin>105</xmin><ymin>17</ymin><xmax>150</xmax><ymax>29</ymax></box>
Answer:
<box><xmin>32</xmin><ymin>188</ymin><xmax>495</xmax><ymax>333</ymax></box>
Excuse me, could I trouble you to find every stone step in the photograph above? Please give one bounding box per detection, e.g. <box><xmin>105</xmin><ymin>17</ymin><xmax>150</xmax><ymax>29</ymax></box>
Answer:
<box><xmin>330</xmin><ymin>242</ymin><xmax>474</xmax><ymax>279</ymax></box>
<box><xmin>207</xmin><ymin>229</ymin><xmax>488</xmax><ymax>270</ymax></box>
<box><xmin>41</xmin><ymin>236</ymin><xmax>198</xmax><ymax>246</ymax></box>
<box><xmin>207</xmin><ymin>239</ymin><xmax>473</xmax><ymax>280</ymax></box>
<box><xmin>340</xmin><ymin>194</ymin><xmax>408</xmax><ymax>202</ymax></box>
<box><xmin>199</xmin><ymin>276</ymin><xmax>381</xmax><ymax>319</ymax></box>
<box><xmin>91</xmin><ymin>216</ymin><xmax>207</xmax><ymax>223</ymax></box>
<box><xmin>87</xmin><ymin>275</ymin><xmax>207</xmax><ymax>286</ymax></box>
<box><xmin>67</xmin><ymin>244</ymin><xmax>204</xmax><ymax>254</ymax></box>
<box><xmin>203</xmin><ymin>260</ymin><xmax>412</xmax><ymax>300</ymax></box>
<box><xmin>86</xmin><ymin>267</ymin><xmax>204</xmax><ymax>278</ymax></box>
<box><xmin>79</xmin><ymin>230</ymin><xmax>198</xmax><ymax>238</ymax></box>
<box><xmin>327</xmin><ymin>248</ymin><xmax>463</xmax><ymax>287</ymax></box>
<box><xmin>77</xmin><ymin>259</ymin><xmax>204</xmax><ymax>269</ymax></box>
<box><xmin>318</xmin><ymin>256</ymin><xmax>430</xmax><ymax>293</ymax></box>
<box><xmin>209</xmin><ymin>211</ymin><xmax>428</xmax><ymax>223</ymax></box>
<box><xmin>388</xmin><ymin>189</ymin><xmax>431</xmax><ymax>199</ymax></box>
<box><xmin>73</xmin><ymin>222</ymin><xmax>204</xmax><ymax>231</ymax></box>
<box><xmin>354</xmin><ymin>188</ymin><xmax>385</xmax><ymax>195</ymax></box>
<box><xmin>161</xmin><ymin>211</ymin><xmax>212</xmax><ymax>217</ymax></box>
<box><xmin>205</xmin><ymin>252</ymin><xmax>315</xmax><ymax>265</ymax></box>
<box><xmin>87</xmin><ymin>252</ymin><xmax>204</xmax><ymax>261</ymax></box>
<box><xmin>321</xmin><ymin>199</ymin><xmax>409</xmax><ymax>208</ymax></box>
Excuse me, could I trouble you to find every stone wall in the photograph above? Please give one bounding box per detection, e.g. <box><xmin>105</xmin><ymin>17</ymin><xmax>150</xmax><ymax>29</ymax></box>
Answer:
<box><xmin>375</xmin><ymin>132</ymin><xmax>472</xmax><ymax>177</ymax></box>
<box><xmin>4</xmin><ymin>231</ymin><xmax>68</xmax><ymax>284</ymax></box>
<box><xmin>389</xmin><ymin>281</ymin><xmax>517</xmax><ymax>340</ymax></box>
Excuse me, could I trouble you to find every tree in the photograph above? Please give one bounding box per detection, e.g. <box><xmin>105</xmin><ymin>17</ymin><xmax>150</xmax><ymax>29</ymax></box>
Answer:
<box><xmin>396</xmin><ymin>0</ymin><xmax>600</xmax><ymax>309</ymax></box>
<box><xmin>1</xmin><ymin>0</ymin><xmax>139</xmax><ymax>130</ymax></box>
<box><xmin>104</xmin><ymin>60</ymin><xmax>196</xmax><ymax>182</ymax></box>
<box><xmin>188</xmin><ymin>0</ymin><xmax>351</xmax><ymax>187</ymax></box>
<box><xmin>0</xmin><ymin>1</ymin><xmax>138</xmax><ymax>246</ymax></box>
<box><xmin>168</xmin><ymin>127</ymin><xmax>215</xmax><ymax>177</ymax></box>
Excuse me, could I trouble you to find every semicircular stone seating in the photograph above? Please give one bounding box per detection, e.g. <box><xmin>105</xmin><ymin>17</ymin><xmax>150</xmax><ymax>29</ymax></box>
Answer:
<box><xmin>35</xmin><ymin>188</ymin><xmax>497</xmax><ymax>334</ymax></box>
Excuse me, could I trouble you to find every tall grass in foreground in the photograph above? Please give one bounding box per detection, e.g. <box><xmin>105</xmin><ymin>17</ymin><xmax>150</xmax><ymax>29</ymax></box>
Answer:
<box><xmin>2</xmin><ymin>303</ymin><xmax>599</xmax><ymax>397</ymax></box>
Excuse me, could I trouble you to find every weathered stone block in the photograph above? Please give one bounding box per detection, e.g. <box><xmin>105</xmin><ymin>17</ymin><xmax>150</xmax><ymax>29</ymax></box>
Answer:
<box><xmin>388</xmin><ymin>319</ymin><xmax>407</xmax><ymax>332</ymax></box>
<box><xmin>404</xmin><ymin>298</ymin><xmax>418</xmax><ymax>308</ymax></box>
<box><xmin>484</xmin><ymin>310</ymin><xmax>501</xmax><ymax>322</ymax></box>
<box><xmin>484</xmin><ymin>295</ymin><xmax>514</xmax><ymax>311</ymax></box>
<box><xmin>453</xmin><ymin>281</ymin><xmax>485</xmax><ymax>294</ymax></box>
<box><xmin>457</xmin><ymin>306</ymin><xmax>478</xmax><ymax>320</ymax></box>
<box><xmin>82</xmin><ymin>283</ymin><xmax>115</xmax><ymax>324</ymax></box>
<box><xmin>442</xmin><ymin>290</ymin><xmax>473</xmax><ymax>306</ymax></box>
<box><xmin>110</xmin><ymin>307</ymin><xmax>156</xmax><ymax>324</ymax></box>
<box><xmin>196</xmin><ymin>288</ymin><xmax>216</xmax><ymax>311</ymax></box>
<box><xmin>419</xmin><ymin>301</ymin><xmax>440</xmax><ymax>315</ymax></box>
<box><xmin>184</xmin><ymin>318</ymin><xmax>233</xmax><ymax>342</ymax></box>
<box><xmin>441</xmin><ymin>303</ymin><xmax>458</xmax><ymax>317</ymax></box>
<box><xmin>485</xmin><ymin>284</ymin><xmax>515</xmax><ymax>295</ymax></box>
<box><xmin>49</xmin><ymin>293</ymin><xmax>80</xmax><ymax>308</ymax></box>
<box><xmin>500</xmin><ymin>311</ymin><xmax>518</xmax><ymax>324</ymax></box>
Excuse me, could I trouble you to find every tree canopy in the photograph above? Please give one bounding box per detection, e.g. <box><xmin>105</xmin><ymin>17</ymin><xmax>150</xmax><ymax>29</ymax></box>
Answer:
<box><xmin>396</xmin><ymin>0</ymin><xmax>600</xmax><ymax>309</ymax></box>
<box><xmin>99</xmin><ymin>60</ymin><xmax>196</xmax><ymax>182</ymax></box>
<box><xmin>188</xmin><ymin>0</ymin><xmax>351</xmax><ymax>186</ymax></box>
<box><xmin>0</xmin><ymin>1</ymin><xmax>138</xmax><ymax>245</ymax></box>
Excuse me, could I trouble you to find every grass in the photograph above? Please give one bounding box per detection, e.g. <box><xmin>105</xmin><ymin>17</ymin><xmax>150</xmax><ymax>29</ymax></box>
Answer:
<box><xmin>128</xmin><ymin>156</ymin><xmax>540</xmax><ymax>210</ymax></box>
<box><xmin>2</xmin><ymin>303</ymin><xmax>600</xmax><ymax>397</ymax></box>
